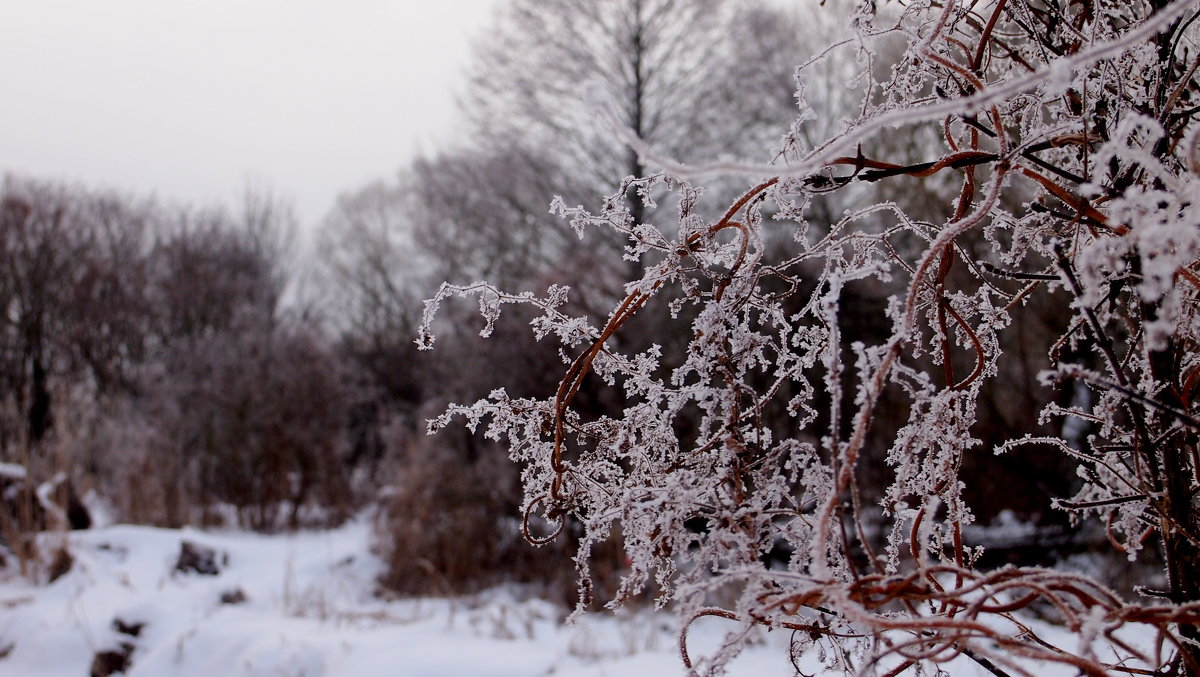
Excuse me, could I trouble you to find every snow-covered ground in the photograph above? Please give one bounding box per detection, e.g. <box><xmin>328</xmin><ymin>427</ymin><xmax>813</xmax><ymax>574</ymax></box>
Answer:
<box><xmin>0</xmin><ymin>518</ymin><xmax>1155</xmax><ymax>676</ymax></box>
<box><xmin>0</xmin><ymin>519</ymin><xmax>814</xmax><ymax>676</ymax></box>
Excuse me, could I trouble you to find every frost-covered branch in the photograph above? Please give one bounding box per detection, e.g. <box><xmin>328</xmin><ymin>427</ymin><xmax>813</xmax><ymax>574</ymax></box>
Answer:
<box><xmin>423</xmin><ymin>1</ymin><xmax>1200</xmax><ymax>674</ymax></box>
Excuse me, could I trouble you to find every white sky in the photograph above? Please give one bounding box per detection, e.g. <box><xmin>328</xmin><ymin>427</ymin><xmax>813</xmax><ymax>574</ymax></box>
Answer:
<box><xmin>0</xmin><ymin>0</ymin><xmax>497</xmax><ymax>230</ymax></box>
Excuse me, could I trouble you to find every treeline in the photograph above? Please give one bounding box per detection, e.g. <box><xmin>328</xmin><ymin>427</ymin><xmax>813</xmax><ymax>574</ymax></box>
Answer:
<box><xmin>0</xmin><ymin>178</ymin><xmax>353</xmax><ymax>537</ymax></box>
<box><xmin>2</xmin><ymin>0</ymin><xmax>1094</xmax><ymax>598</ymax></box>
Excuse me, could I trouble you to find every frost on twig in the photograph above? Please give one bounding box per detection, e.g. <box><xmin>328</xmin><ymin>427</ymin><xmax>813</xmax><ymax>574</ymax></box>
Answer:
<box><xmin>422</xmin><ymin>1</ymin><xmax>1200</xmax><ymax>674</ymax></box>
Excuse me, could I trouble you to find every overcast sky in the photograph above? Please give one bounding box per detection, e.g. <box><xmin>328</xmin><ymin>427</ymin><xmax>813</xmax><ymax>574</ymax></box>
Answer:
<box><xmin>0</xmin><ymin>0</ymin><xmax>497</xmax><ymax>230</ymax></box>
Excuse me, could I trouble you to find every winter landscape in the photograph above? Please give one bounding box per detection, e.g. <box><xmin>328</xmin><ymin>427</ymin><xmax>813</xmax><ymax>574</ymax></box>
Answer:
<box><xmin>4</xmin><ymin>0</ymin><xmax>1200</xmax><ymax>675</ymax></box>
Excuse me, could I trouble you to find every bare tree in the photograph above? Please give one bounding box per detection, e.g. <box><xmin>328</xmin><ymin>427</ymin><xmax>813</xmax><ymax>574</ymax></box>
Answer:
<box><xmin>148</xmin><ymin>197</ymin><xmax>288</xmax><ymax>344</ymax></box>
<box><xmin>325</xmin><ymin>0</ymin><xmax>813</xmax><ymax>345</ymax></box>
<box><xmin>466</xmin><ymin>0</ymin><xmax>802</xmax><ymax>208</ymax></box>
<box><xmin>0</xmin><ymin>177</ymin><xmax>154</xmax><ymax>452</ymax></box>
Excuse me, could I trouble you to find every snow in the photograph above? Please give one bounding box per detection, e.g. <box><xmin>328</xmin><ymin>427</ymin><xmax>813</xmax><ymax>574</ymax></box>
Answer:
<box><xmin>0</xmin><ymin>520</ymin><xmax>808</xmax><ymax>676</ymax></box>
<box><xmin>0</xmin><ymin>518</ymin><xmax>1164</xmax><ymax>676</ymax></box>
